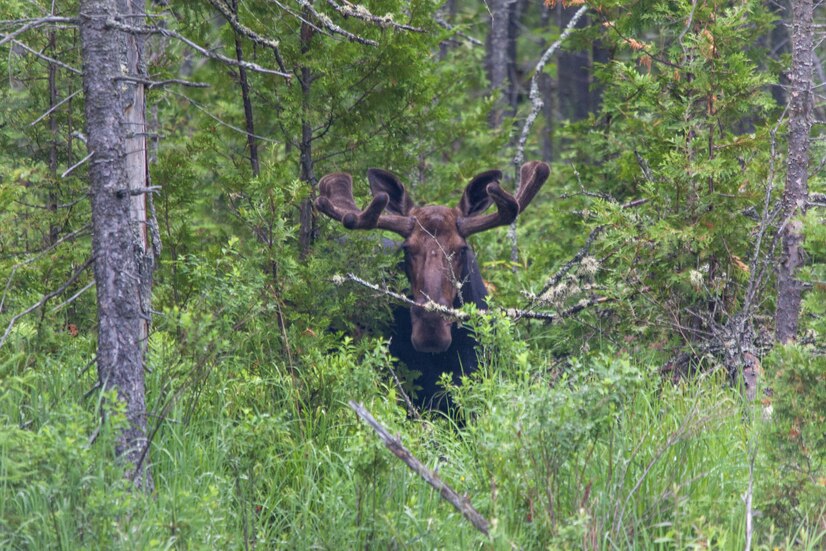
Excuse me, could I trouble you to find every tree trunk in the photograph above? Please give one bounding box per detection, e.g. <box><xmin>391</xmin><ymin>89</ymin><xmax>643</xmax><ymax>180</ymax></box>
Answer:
<box><xmin>231</xmin><ymin>0</ymin><xmax>260</xmax><ymax>177</ymax></box>
<box><xmin>80</xmin><ymin>0</ymin><xmax>154</xmax><ymax>490</ymax></box>
<box><xmin>486</xmin><ymin>0</ymin><xmax>517</xmax><ymax>128</ymax></box>
<box><xmin>776</xmin><ymin>0</ymin><xmax>813</xmax><ymax>344</ymax></box>
<box><xmin>556</xmin><ymin>6</ymin><xmax>590</xmax><ymax>121</ymax></box>
<box><xmin>298</xmin><ymin>21</ymin><xmax>316</xmax><ymax>257</ymax></box>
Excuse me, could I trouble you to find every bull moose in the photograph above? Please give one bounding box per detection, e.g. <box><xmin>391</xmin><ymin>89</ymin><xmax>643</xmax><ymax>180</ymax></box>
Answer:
<box><xmin>316</xmin><ymin>161</ymin><xmax>550</xmax><ymax>410</ymax></box>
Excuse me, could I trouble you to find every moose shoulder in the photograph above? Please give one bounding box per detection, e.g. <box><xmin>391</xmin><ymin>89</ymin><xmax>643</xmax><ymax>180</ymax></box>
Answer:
<box><xmin>316</xmin><ymin>161</ymin><xmax>550</xmax><ymax>409</ymax></box>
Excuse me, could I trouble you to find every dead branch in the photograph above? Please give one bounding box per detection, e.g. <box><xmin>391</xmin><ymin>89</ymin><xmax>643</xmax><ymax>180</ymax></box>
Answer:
<box><xmin>0</xmin><ymin>16</ymin><xmax>77</xmax><ymax>48</ymax></box>
<box><xmin>325</xmin><ymin>0</ymin><xmax>425</xmax><ymax>33</ymax></box>
<box><xmin>10</xmin><ymin>39</ymin><xmax>81</xmax><ymax>74</ymax></box>
<box><xmin>1</xmin><ymin>224</ymin><xmax>91</xmax><ymax>312</ymax></box>
<box><xmin>49</xmin><ymin>280</ymin><xmax>95</xmax><ymax>314</ymax></box>
<box><xmin>62</xmin><ymin>150</ymin><xmax>94</xmax><ymax>178</ymax></box>
<box><xmin>30</xmin><ymin>90</ymin><xmax>81</xmax><ymax>126</ymax></box>
<box><xmin>434</xmin><ymin>14</ymin><xmax>482</xmax><ymax>46</ymax></box>
<box><xmin>206</xmin><ymin>0</ymin><xmax>284</xmax><ymax>51</ymax></box>
<box><xmin>0</xmin><ymin>256</ymin><xmax>95</xmax><ymax>349</ymax></box>
<box><xmin>102</xmin><ymin>18</ymin><xmax>292</xmax><ymax>79</ymax></box>
<box><xmin>349</xmin><ymin>401</ymin><xmax>490</xmax><ymax>536</ymax></box>
<box><xmin>113</xmin><ymin>75</ymin><xmax>209</xmax><ymax>89</ymax></box>
<box><xmin>334</xmin><ymin>273</ymin><xmax>469</xmax><ymax>320</ymax></box>
<box><xmin>508</xmin><ymin>5</ymin><xmax>588</xmax><ymax>261</ymax></box>
<box><xmin>293</xmin><ymin>0</ymin><xmax>379</xmax><ymax>46</ymax></box>
<box><xmin>512</xmin><ymin>5</ymin><xmax>587</xmax><ymax>171</ymax></box>
<box><xmin>336</xmin><ymin>272</ymin><xmax>612</xmax><ymax>325</ymax></box>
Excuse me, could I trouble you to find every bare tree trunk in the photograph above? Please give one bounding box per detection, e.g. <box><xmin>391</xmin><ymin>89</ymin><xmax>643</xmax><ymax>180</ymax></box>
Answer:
<box><xmin>776</xmin><ymin>0</ymin><xmax>813</xmax><ymax>344</ymax></box>
<box><xmin>80</xmin><ymin>0</ymin><xmax>154</xmax><ymax>490</ymax></box>
<box><xmin>486</xmin><ymin>0</ymin><xmax>517</xmax><ymax>128</ymax></box>
<box><xmin>231</xmin><ymin>0</ymin><xmax>260</xmax><ymax>177</ymax></box>
<box><xmin>556</xmin><ymin>5</ymin><xmax>590</xmax><ymax>121</ymax></box>
<box><xmin>298</xmin><ymin>22</ymin><xmax>316</xmax><ymax>256</ymax></box>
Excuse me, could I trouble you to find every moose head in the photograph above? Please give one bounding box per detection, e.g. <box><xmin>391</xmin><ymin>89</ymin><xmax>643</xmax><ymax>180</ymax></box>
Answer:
<box><xmin>316</xmin><ymin>161</ymin><xmax>550</xmax><ymax>354</ymax></box>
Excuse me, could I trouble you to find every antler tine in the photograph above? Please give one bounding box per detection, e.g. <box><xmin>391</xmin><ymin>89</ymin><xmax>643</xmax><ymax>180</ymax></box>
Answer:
<box><xmin>457</xmin><ymin>182</ymin><xmax>519</xmax><ymax>236</ymax></box>
<box><xmin>316</xmin><ymin>173</ymin><xmax>413</xmax><ymax>236</ymax></box>
<box><xmin>515</xmin><ymin>161</ymin><xmax>550</xmax><ymax>212</ymax></box>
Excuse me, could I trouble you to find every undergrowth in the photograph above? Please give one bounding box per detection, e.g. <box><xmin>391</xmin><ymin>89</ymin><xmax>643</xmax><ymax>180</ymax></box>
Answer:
<box><xmin>1</xmin><ymin>309</ymin><xmax>823</xmax><ymax>549</ymax></box>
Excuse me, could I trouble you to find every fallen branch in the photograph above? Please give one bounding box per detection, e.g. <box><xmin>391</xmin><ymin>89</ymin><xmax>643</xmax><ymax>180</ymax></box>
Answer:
<box><xmin>349</xmin><ymin>400</ymin><xmax>490</xmax><ymax>536</ymax></box>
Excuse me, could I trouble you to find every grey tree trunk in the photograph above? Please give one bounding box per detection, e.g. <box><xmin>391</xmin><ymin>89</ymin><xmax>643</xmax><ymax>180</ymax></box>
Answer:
<box><xmin>486</xmin><ymin>0</ymin><xmax>517</xmax><ymax>128</ymax></box>
<box><xmin>80</xmin><ymin>0</ymin><xmax>154</xmax><ymax>490</ymax></box>
<box><xmin>776</xmin><ymin>0</ymin><xmax>813</xmax><ymax>344</ymax></box>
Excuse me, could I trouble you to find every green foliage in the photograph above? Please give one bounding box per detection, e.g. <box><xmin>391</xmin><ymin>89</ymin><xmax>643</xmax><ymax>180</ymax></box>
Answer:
<box><xmin>552</xmin><ymin>0</ymin><xmax>781</xmax><ymax>352</ymax></box>
<box><xmin>761</xmin><ymin>345</ymin><xmax>826</xmax><ymax>532</ymax></box>
<box><xmin>2</xmin><ymin>0</ymin><xmax>825</xmax><ymax>548</ymax></box>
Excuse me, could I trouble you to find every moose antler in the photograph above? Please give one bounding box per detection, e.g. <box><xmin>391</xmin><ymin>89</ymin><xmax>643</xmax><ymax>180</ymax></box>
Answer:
<box><xmin>316</xmin><ymin>173</ymin><xmax>414</xmax><ymax>236</ymax></box>
<box><xmin>457</xmin><ymin>161</ymin><xmax>550</xmax><ymax>236</ymax></box>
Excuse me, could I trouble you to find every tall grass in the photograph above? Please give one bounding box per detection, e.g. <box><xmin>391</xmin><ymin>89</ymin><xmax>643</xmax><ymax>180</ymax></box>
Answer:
<box><xmin>1</xmin><ymin>319</ymin><xmax>823</xmax><ymax>549</ymax></box>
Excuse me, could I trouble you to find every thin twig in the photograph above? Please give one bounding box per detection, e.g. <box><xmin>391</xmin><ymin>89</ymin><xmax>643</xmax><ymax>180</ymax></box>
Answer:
<box><xmin>0</xmin><ymin>256</ymin><xmax>95</xmax><ymax>349</ymax></box>
<box><xmin>113</xmin><ymin>75</ymin><xmax>209</xmax><ymax>89</ymax></box>
<box><xmin>294</xmin><ymin>0</ymin><xmax>379</xmax><ymax>46</ymax></box>
<box><xmin>49</xmin><ymin>280</ymin><xmax>95</xmax><ymax>314</ymax></box>
<box><xmin>509</xmin><ymin>4</ymin><xmax>588</xmax><ymax>261</ymax></box>
<box><xmin>435</xmin><ymin>14</ymin><xmax>482</xmax><ymax>46</ymax></box>
<box><xmin>325</xmin><ymin>0</ymin><xmax>424</xmax><ymax>33</ymax></box>
<box><xmin>11</xmin><ymin>39</ymin><xmax>82</xmax><ymax>74</ymax></box>
<box><xmin>1</xmin><ymin>225</ymin><xmax>91</xmax><ymax>312</ymax></box>
<box><xmin>349</xmin><ymin>401</ymin><xmax>490</xmax><ymax>536</ymax></box>
<box><xmin>102</xmin><ymin>18</ymin><xmax>292</xmax><ymax>79</ymax></box>
<box><xmin>62</xmin><ymin>151</ymin><xmax>94</xmax><ymax>178</ymax></box>
<box><xmin>0</xmin><ymin>16</ymin><xmax>77</xmax><ymax>48</ymax></box>
<box><xmin>30</xmin><ymin>89</ymin><xmax>81</xmax><ymax>126</ymax></box>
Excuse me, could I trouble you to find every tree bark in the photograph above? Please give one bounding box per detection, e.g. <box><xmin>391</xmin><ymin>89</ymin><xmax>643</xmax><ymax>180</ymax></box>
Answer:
<box><xmin>776</xmin><ymin>0</ymin><xmax>813</xmax><ymax>344</ymax></box>
<box><xmin>556</xmin><ymin>5</ymin><xmax>590</xmax><ymax>121</ymax></box>
<box><xmin>486</xmin><ymin>0</ymin><xmax>517</xmax><ymax>128</ymax></box>
<box><xmin>231</xmin><ymin>0</ymin><xmax>260</xmax><ymax>177</ymax></box>
<box><xmin>80</xmin><ymin>0</ymin><xmax>154</xmax><ymax>490</ymax></box>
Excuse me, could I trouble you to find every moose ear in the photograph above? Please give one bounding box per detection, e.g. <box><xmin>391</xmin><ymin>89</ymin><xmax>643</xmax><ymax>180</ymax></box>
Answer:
<box><xmin>367</xmin><ymin>169</ymin><xmax>413</xmax><ymax>216</ymax></box>
<box><xmin>459</xmin><ymin>170</ymin><xmax>503</xmax><ymax>217</ymax></box>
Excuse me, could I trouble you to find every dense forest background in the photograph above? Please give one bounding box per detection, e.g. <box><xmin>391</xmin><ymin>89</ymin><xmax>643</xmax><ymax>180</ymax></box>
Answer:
<box><xmin>1</xmin><ymin>0</ymin><xmax>825</xmax><ymax>548</ymax></box>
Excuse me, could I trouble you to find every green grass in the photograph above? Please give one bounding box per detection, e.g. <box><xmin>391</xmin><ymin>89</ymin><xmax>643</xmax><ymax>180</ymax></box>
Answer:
<box><xmin>0</xmin><ymin>328</ymin><xmax>824</xmax><ymax>549</ymax></box>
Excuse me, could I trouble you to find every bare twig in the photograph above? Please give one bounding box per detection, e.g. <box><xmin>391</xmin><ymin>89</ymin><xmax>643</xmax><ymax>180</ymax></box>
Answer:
<box><xmin>0</xmin><ymin>256</ymin><xmax>95</xmax><ymax>349</ymax></box>
<box><xmin>102</xmin><ymin>18</ymin><xmax>292</xmax><ymax>79</ymax></box>
<box><xmin>62</xmin><ymin>150</ymin><xmax>94</xmax><ymax>178</ymax></box>
<box><xmin>1</xmin><ymin>225</ymin><xmax>91</xmax><ymax>312</ymax></box>
<box><xmin>334</xmin><ymin>273</ymin><xmax>469</xmax><ymax>320</ymax></box>
<box><xmin>48</xmin><ymin>280</ymin><xmax>95</xmax><ymax>313</ymax></box>
<box><xmin>435</xmin><ymin>14</ymin><xmax>482</xmax><ymax>46</ymax></box>
<box><xmin>349</xmin><ymin>401</ymin><xmax>490</xmax><ymax>536</ymax></box>
<box><xmin>336</xmin><ymin>272</ymin><xmax>612</xmax><ymax>324</ymax></box>
<box><xmin>509</xmin><ymin>4</ymin><xmax>587</xmax><ymax>262</ymax></box>
<box><xmin>113</xmin><ymin>75</ymin><xmax>209</xmax><ymax>89</ymax></box>
<box><xmin>0</xmin><ymin>16</ymin><xmax>77</xmax><ymax>47</ymax></box>
<box><xmin>206</xmin><ymin>0</ymin><xmax>283</xmax><ymax>51</ymax></box>
<box><xmin>11</xmin><ymin>39</ymin><xmax>81</xmax><ymax>74</ymax></box>
<box><xmin>30</xmin><ymin>90</ymin><xmax>81</xmax><ymax>126</ymax></box>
